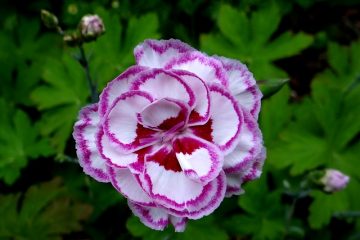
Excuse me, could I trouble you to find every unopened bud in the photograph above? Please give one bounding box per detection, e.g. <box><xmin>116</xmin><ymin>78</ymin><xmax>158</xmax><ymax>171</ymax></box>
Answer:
<box><xmin>320</xmin><ymin>169</ymin><xmax>349</xmax><ymax>193</ymax></box>
<box><xmin>41</xmin><ymin>10</ymin><xmax>59</xmax><ymax>29</ymax></box>
<box><xmin>79</xmin><ymin>14</ymin><xmax>105</xmax><ymax>41</ymax></box>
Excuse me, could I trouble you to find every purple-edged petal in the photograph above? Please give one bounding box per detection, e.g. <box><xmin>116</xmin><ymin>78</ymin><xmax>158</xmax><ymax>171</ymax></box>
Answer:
<box><xmin>225</xmin><ymin>173</ymin><xmax>244</xmax><ymax>198</ymax></box>
<box><xmin>170</xmin><ymin>216</ymin><xmax>188</xmax><ymax>232</ymax></box>
<box><xmin>130</xmin><ymin>69</ymin><xmax>195</xmax><ymax>107</ymax></box>
<box><xmin>242</xmin><ymin>146</ymin><xmax>266</xmax><ymax>182</ymax></box>
<box><xmin>223</xmin><ymin>109</ymin><xmax>263</xmax><ymax>174</ymax></box>
<box><xmin>128</xmin><ymin>202</ymin><xmax>169</xmax><ymax>231</ymax></box>
<box><xmin>172</xmin><ymin>135</ymin><xmax>223</xmax><ymax>184</ymax></box>
<box><xmin>165</xmin><ymin>171</ymin><xmax>226</xmax><ymax>220</ymax></box>
<box><xmin>134</xmin><ymin>39</ymin><xmax>194</xmax><ymax>68</ymax></box>
<box><xmin>73</xmin><ymin>104</ymin><xmax>109</xmax><ymax>182</ymax></box>
<box><xmin>99</xmin><ymin>65</ymin><xmax>148</xmax><ymax>117</ymax></box>
<box><xmin>215</xmin><ymin>56</ymin><xmax>262</xmax><ymax>119</ymax></box>
<box><xmin>103</xmin><ymin>91</ymin><xmax>159</xmax><ymax>153</ymax></box>
<box><xmin>191</xmin><ymin>85</ymin><xmax>243</xmax><ymax>154</ymax></box>
<box><xmin>109</xmin><ymin>167</ymin><xmax>155</xmax><ymax>206</ymax></box>
<box><xmin>143</xmin><ymin>144</ymin><xmax>215</xmax><ymax>211</ymax></box>
<box><xmin>97</xmin><ymin>129</ymin><xmax>153</xmax><ymax>169</ymax></box>
<box><xmin>165</xmin><ymin>51</ymin><xmax>228</xmax><ymax>87</ymax></box>
<box><xmin>137</xmin><ymin>98</ymin><xmax>190</xmax><ymax>131</ymax></box>
<box><xmin>171</xmin><ymin>70</ymin><xmax>210</xmax><ymax>126</ymax></box>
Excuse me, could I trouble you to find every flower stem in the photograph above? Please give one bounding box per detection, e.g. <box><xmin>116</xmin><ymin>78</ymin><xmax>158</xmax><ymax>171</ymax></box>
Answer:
<box><xmin>333</xmin><ymin>211</ymin><xmax>360</xmax><ymax>218</ymax></box>
<box><xmin>79</xmin><ymin>45</ymin><xmax>98</xmax><ymax>103</ymax></box>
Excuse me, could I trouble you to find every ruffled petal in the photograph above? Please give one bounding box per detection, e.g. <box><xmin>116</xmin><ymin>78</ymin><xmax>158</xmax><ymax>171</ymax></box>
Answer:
<box><xmin>191</xmin><ymin>85</ymin><xmax>243</xmax><ymax>154</ymax></box>
<box><xmin>97</xmin><ymin>129</ymin><xmax>154</xmax><ymax>169</ymax></box>
<box><xmin>170</xmin><ymin>216</ymin><xmax>187</xmax><ymax>232</ymax></box>
<box><xmin>134</xmin><ymin>39</ymin><xmax>194</xmax><ymax>68</ymax></box>
<box><xmin>165</xmin><ymin>52</ymin><xmax>228</xmax><ymax>86</ymax></box>
<box><xmin>173</xmin><ymin>134</ymin><xmax>223</xmax><ymax>184</ymax></box>
<box><xmin>128</xmin><ymin>202</ymin><xmax>169</xmax><ymax>231</ymax></box>
<box><xmin>130</xmin><ymin>69</ymin><xmax>195</xmax><ymax>107</ymax></box>
<box><xmin>242</xmin><ymin>146</ymin><xmax>266</xmax><ymax>182</ymax></box>
<box><xmin>215</xmin><ymin>56</ymin><xmax>262</xmax><ymax>119</ymax></box>
<box><xmin>225</xmin><ymin>173</ymin><xmax>244</xmax><ymax>198</ymax></box>
<box><xmin>223</xmin><ymin>109</ymin><xmax>263</xmax><ymax>173</ymax></box>
<box><xmin>103</xmin><ymin>91</ymin><xmax>159</xmax><ymax>153</ymax></box>
<box><xmin>171</xmin><ymin>70</ymin><xmax>210</xmax><ymax>126</ymax></box>
<box><xmin>165</xmin><ymin>171</ymin><xmax>226</xmax><ymax>220</ymax></box>
<box><xmin>99</xmin><ymin>65</ymin><xmax>147</xmax><ymax>117</ymax></box>
<box><xmin>143</xmin><ymin>145</ymin><xmax>218</xmax><ymax>211</ymax></box>
<box><xmin>109</xmin><ymin>167</ymin><xmax>155</xmax><ymax>206</ymax></box>
<box><xmin>73</xmin><ymin>104</ymin><xmax>109</xmax><ymax>182</ymax></box>
<box><xmin>137</xmin><ymin>98</ymin><xmax>190</xmax><ymax>131</ymax></box>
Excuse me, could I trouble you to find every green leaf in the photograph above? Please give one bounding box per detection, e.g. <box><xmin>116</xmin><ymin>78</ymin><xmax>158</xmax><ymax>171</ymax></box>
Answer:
<box><xmin>327</xmin><ymin>42</ymin><xmax>349</xmax><ymax>76</ymax></box>
<box><xmin>269</xmin><ymin>129</ymin><xmax>328</xmax><ymax>175</ymax></box>
<box><xmin>260</xmin><ymin>85</ymin><xmax>292</xmax><ymax>144</ymax></box>
<box><xmin>0</xmin><ymin>178</ymin><xmax>92</xmax><ymax>240</ymax></box>
<box><xmin>127</xmin><ymin>215</ymin><xmax>228</xmax><ymax>240</ymax></box>
<box><xmin>261</xmin><ymin>32</ymin><xmax>313</xmax><ymax>61</ymax></box>
<box><xmin>177</xmin><ymin>216</ymin><xmax>229</xmax><ymax>240</ymax></box>
<box><xmin>309</xmin><ymin>190</ymin><xmax>349</xmax><ymax>229</ymax></box>
<box><xmin>31</xmin><ymin>54</ymin><xmax>89</xmax><ymax>153</ymax></box>
<box><xmin>0</xmin><ymin>100</ymin><xmax>53</xmax><ymax>184</ymax></box>
<box><xmin>201</xmin><ymin>3</ymin><xmax>313</xmax><ymax>79</ymax></box>
<box><xmin>60</xmin><ymin>166</ymin><xmax>123</xmax><ymax>220</ymax></box>
<box><xmin>258</xmin><ymin>78</ymin><xmax>289</xmax><ymax>99</ymax></box>
<box><xmin>224</xmin><ymin>177</ymin><xmax>284</xmax><ymax>240</ymax></box>
<box><xmin>88</xmin><ymin>9</ymin><xmax>159</xmax><ymax>89</ymax></box>
<box><xmin>126</xmin><ymin>216</ymin><xmax>173</xmax><ymax>240</ymax></box>
<box><xmin>0</xmin><ymin>17</ymin><xmax>60</xmax><ymax>105</ymax></box>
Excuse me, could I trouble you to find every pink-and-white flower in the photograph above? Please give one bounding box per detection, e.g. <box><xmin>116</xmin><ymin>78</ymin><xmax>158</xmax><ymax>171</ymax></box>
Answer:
<box><xmin>73</xmin><ymin>39</ymin><xmax>265</xmax><ymax>231</ymax></box>
<box><xmin>321</xmin><ymin>169</ymin><xmax>350</xmax><ymax>193</ymax></box>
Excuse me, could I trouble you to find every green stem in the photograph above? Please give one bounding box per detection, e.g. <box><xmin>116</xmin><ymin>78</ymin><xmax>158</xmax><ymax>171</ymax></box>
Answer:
<box><xmin>79</xmin><ymin>45</ymin><xmax>98</xmax><ymax>103</ymax></box>
<box><xmin>284</xmin><ymin>197</ymin><xmax>298</xmax><ymax>238</ymax></box>
<box><xmin>333</xmin><ymin>211</ymin><xmax>360</xmax><ymax>218</ymax></box>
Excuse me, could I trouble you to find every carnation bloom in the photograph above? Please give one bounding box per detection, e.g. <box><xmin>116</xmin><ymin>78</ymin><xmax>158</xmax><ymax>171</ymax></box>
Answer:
<box><xmin>73</xmin><ymin>39</ymin><xmax>265</xmax><ymax>231</ymax></box>
<box><xmin>320</xmin><ymin>169</ymin><xmax>350</xmax><ymax>193</ymax></box>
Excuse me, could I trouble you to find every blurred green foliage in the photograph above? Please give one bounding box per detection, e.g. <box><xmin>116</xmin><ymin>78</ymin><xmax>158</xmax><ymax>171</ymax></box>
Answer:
<box><xmin>0</xmin><ymin>0</ymin><xmax>359</xmax><ymax>239</ymax></box>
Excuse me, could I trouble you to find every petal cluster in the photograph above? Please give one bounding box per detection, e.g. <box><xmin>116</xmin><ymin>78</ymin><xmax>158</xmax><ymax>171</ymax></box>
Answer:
<box><xmin>73</xmin><ymin>39</ymin><xmax>265</xmax><ymax>231</ymax></box>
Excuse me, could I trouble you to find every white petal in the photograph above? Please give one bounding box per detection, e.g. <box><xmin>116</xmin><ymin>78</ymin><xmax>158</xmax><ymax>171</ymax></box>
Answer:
<box><xmin>73</xmin><ymin>104</ymin><xmax>109</xmax><ymax>182</ymax></box>
<box><xmin>134</xmin><ymin>39</ymin><xmax>194</xmax><ymax>68</ymax></box>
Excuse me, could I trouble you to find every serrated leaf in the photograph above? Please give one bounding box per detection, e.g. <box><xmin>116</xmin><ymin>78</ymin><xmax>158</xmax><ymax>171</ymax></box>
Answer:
<box><xmin>126</xmin><ymin>216</ymin><xmax>173</xmax><ymax>240</ymax></box>
<box><xmin>269</xmin><ymin>130</ymin><xmax>328</xmax><ymax>175</ymax></box>
<box><xmin>261</xmin><ymin>32</ymin><xmax>313</xmax><ymax>61</ymax></box>
<box><xmin>224</xmin><ymin>177</ymin><xmax>284</xmax><ymax>240</ymax></box>
<box><xmin>60</xmin><ymin>167</ymin><xmax>123</xmax><ymax>220</ymax></box>
<box><xmin>0</xmin><ymin>178</ymin><xmax>92</xmax><ymax>240</ymax></box>
<box><xmin>87</xmin><ymin>9</ymin><xmax>159</xmax><ymax>90</ymax></box>
<box><xmin>260</xmin><ymin>85</ymin><xmax>292</xmax><ymax>144</ymax></box>
<box><xmin>0</xmin><ymin>17</ymin><xmax>60</xmax><ymax>105</ymax></box>
<box><xmin>309</xmin><ymin>190</ymin><xmax>348</xmax><ymax>229</ymax></box>
<box><xmin>31</xmin><ymin>54</ymin><xmax>89</xmax><ymax>153</ymax></box>
<box><xmin>177</xmin><ymin>216</ymin><xmax>229</xmax><ymax>240</ymax></box>
<box><xmin>0</xmin><ymin>101</ymin><xmax>53</xmax><ymax>184</ymax></box>
<box><xmin>127</xmin><ymin>215</ymin><xmax>229</xmax><ymax>240</ymax></box>
<box><xmin>201</xmin><ymin>3</ymin><xmax>313</xmax><ymax>79</ymax></box>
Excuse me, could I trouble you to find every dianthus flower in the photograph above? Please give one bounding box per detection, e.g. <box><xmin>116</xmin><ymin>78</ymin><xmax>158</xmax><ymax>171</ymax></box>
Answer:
<box><xmin>73</xmin><ymin>39</ymin><xmax>265</xmax><ymax>231</ymax></box>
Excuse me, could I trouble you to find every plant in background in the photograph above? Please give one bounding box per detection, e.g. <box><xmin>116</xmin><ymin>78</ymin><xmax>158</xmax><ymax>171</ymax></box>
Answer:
<box><xmin>1</xmin><ymin>1</ymin><xmax>355</xmax><ymax>239</ymax></box>
<box><xmin>73</xmin><ymin>39</ymin><xmax>266</xmax><ymax>231</ymax></box>
<box><xmin>320</xmin><ymin>169</ymin><xmax>350</xmax><ymax>193</ymax></box>
<box><xmin>79</xmin><ymin>14</ymin><xmax>105</xmax><ymax>41</ymax></box>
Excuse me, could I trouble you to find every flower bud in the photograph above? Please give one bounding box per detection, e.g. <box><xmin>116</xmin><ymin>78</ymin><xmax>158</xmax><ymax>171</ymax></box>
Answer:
<box><xmin>40</xmin><ymin>10</ymin><xmax>59</xmax><ymax>29</ymax></box>
<box><xmin>79</xmin><ymin>15</ymin><xmax>105</xmax><ymax>41</ymax></box>
<box><xmin>320</xmin><ymin>169</ymin><xmax>349</xmax><ymax>193</ymax></box>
